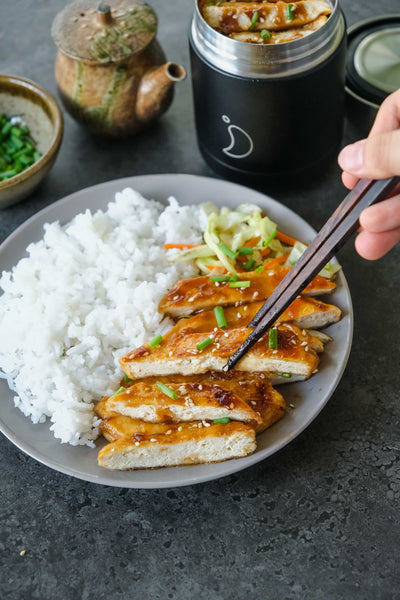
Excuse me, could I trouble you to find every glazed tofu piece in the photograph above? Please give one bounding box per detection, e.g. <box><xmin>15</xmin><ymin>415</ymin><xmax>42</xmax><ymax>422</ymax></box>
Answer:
<box><xmin>163</xmin><ymin>296</ymin><xmax>341</xmax><ymax>339</ymax></box>
<box><xmin>230</xmin><ymin>15</ymin><xmax>327</xmax><ymax>43</ymax></box>
<box><xmin>202</xmin><ymin>1</ymin><xmax>332</xmax><ymax>34</ymax></box>
<box><xmin>97</xmin><ymin>421</ymin><xmax>257</xmax><ymax>470</ymax></box>
<box><xmin>158</xmin><ymin>268</ymin><xmax>336</xmax><ymax>318</ymax></box>
<box><xmin>120</xmin><ymin>323</ymin><xmax>320</xmax><ymax>379</ymax></box>
<box><xmin>97</xmin><ymin>371</ymin><xmax>286</xmax><ymax>434</ymax></box>
<box><xmin>96</xmin><ymin>380</ymin><xmax>263</xmax><ymax>426</ymax></box>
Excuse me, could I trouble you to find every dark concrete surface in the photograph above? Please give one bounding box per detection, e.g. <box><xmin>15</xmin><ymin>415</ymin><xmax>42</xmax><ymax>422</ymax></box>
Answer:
<box><xmin>1</xmin><ymin>1</ymin><xmax>399</xmax><ymax>599</ymax></box>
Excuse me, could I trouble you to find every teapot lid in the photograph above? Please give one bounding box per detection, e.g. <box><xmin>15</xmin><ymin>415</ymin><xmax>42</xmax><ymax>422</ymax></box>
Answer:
<box><xmin>51</xmin><ymin>0</ymin><xmax>158</xmax><ymax>64</ymax></box>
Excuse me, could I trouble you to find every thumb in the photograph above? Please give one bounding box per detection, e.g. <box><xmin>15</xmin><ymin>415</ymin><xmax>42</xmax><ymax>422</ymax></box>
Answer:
<box><xmin>338</xmin><ymin>129</ymin><xmax>400</xmax><ymax>179</ymax></box>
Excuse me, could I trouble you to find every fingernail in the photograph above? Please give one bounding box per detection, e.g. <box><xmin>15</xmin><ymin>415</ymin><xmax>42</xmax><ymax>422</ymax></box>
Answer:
<box><xmin>339</xmin><ymin>141</ymin><xmax>365</xmax><ymax>172</ymax></box>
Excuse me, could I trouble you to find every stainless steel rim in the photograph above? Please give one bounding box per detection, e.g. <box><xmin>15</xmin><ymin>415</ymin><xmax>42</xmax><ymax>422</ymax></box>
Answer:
<box><xmin>190</xmin><ymin>0</ymin><xmax>345</xmax><ymax>78</ymax></box>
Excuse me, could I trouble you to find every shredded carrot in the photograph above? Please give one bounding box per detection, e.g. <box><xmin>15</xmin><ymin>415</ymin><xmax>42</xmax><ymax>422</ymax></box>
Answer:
<box><xmin>205</xmin><ymin>265</ymin><xmax>227</xmax><ymax>274</ymax></box>
<box><xmin>163</xmin><ymin>243</ymin><xmax>201</xmax><ymax>250</ymax></box>
<box><xmin>275</xmin><ymin>231</ymin><xmax>298</xmax><ymax>246</ymax></box>
<box><xmin>259</xmin><ymin>248</ymin><xmax>271</xmax><ymax>259</ymax></box>
<box><xmin>262</xmin><ymin>254</ymin><xmax>288</xmax><ymax>270</ymax></box>
<box><xmin>242</xmin><ymin>236</ymin><xmax>260</xmax><ymax>247</ymax></box>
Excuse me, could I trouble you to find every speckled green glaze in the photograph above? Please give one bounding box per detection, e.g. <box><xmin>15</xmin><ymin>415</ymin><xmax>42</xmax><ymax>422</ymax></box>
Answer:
<box><xmin>85</xmin><ymin>63</ymin><xmax>129</xmax><ymax>124</ymax></box>
<box><xmin>91</xmin><ymin>6</ymin><xmax>157</xmax><ymax>63</ymax></box>
<box><xmin>73</xmin><ymin>61</ymin><xmax>84</xmax><ymax>104</ymax></box>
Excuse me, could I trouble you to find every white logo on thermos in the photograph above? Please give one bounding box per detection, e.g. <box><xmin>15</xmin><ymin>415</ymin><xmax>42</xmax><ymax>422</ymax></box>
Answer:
<box><xmin>222</xmin><ymin>115</ymin><xmax>254</xmax><ymax>159</ymax></box>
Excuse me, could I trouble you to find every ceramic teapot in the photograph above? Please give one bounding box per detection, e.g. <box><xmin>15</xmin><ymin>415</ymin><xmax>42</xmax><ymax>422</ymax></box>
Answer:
<box><xmin>52</xmin><ymin>0</ymin><xmax>186</xmax><ymax>136</ymax></box>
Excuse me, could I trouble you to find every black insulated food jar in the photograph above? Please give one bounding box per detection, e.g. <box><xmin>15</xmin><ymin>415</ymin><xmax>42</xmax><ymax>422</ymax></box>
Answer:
<box><xmin>189</xmin><ymin>0</ymin><xmax>347</xmax><ymax>183</ymax></box>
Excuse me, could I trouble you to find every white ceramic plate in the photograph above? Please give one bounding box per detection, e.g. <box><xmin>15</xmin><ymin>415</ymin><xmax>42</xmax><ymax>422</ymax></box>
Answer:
<box><xmin>0</xmin><ymin>174</ymin><xmax>353</xmax><ymax>488</ymax></box>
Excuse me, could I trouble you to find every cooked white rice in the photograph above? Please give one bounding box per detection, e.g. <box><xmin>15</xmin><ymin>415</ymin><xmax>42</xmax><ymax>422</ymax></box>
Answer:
<box><xmin>0</xmin><ymin>188</ymin><xmax>208</xmax><ymax>446</ymax></box>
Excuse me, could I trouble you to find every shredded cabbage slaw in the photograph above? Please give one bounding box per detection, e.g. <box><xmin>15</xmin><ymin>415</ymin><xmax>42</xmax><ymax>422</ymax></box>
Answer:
<box><xmin>165</xmin><ymin>203</ymin><xmax>341</xmax><ymax>279</ymax></box>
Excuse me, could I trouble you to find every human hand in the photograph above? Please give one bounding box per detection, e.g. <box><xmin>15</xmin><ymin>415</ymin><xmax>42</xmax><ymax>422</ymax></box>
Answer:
<box><xmin>338</xmin><ymin>88</ymin><xmax>400</xmax><ymax>260</ymax></box>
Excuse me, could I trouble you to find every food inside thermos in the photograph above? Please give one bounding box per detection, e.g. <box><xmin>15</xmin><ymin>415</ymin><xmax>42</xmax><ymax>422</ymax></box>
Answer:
<box><xmin>199</xmin><ymin>0</ymin><xmax>332</xmax><ymax>43</ymax></box>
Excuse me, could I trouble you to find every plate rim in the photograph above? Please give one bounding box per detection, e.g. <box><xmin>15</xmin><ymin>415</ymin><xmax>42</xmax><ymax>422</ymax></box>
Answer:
<box><xmin>0</xmin><ymin>173</ymin><xmax>353</xmax><ymax>488</ymax></box>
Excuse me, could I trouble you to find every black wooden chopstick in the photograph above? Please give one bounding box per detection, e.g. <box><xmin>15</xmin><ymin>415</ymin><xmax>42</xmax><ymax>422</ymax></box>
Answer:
<box><xmin>224</xmin><ymin>176</ymin><xmax>400</xmax><ymax>371</ymax></box>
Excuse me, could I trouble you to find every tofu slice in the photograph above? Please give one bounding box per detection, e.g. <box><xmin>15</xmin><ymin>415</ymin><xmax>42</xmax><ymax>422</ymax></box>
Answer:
<box><xmin>96</xmin><ymin>371</ymin><xmax>286</xmax><ymax>434</ymax></box>
<box><xmin>164</xmin><ymin>296</ymin><xmax>341</xmax><ymax>339</ymax></box>
<box><xmin>158</xmin><ymin>268</ymin><xmax>336</xmax><ymax>318</ymax></box>
<box><xmin>202</xmin><ymin>1</ymin><xmax>332</xmax><ymax>34</ymax></box>
<box><xmin>229</xmin><ymin>15</ymin><xmax>328</xmax><ymax>43</ymax></box>
<box><xmin>120</xmin><ymin>323</ymin><xmax>320</xmax><ymax>379</ymax></box>
<box><xmin>96</xmin><ymin>380</ymin><xmax>263</xmax><ymax>426</ymax></box>
<box><xmin>97</xmin><ymin>422</ymin><xmax>256</xmax><ymax>470</ymax></box>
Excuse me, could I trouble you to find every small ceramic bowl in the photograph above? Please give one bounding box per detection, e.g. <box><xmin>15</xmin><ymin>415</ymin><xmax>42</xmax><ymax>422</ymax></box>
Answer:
<box><xmin>0</xmin><ymin>74</ymin><xmax>63</xmax><ymax>208</ymax></box>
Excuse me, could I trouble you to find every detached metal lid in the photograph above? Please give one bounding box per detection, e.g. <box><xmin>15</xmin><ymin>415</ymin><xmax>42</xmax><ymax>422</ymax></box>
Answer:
<box><xmin>346</xmin><ymin>15</ymin><xmax>400</xmax><ymax>107</ymax></box>
<box><xmin>51</xmin><ymin>0</ymin><xmax>158</xmax><ymax>64</ymax></box>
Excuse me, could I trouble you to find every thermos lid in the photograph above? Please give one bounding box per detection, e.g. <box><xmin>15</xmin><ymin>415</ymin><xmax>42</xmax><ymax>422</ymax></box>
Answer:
<box><xmin>346</xmin><ymin>15</ymin><xmax>400</xmax><ymax>107</ymax></box>
<box><xmin>51</xmin><ymin>0</ymin><xmax>158</xmax><ymax>64</ymax></box>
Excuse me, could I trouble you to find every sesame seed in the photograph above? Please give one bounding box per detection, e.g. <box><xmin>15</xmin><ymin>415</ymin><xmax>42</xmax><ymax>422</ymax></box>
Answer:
<box><xmin>198</xmin><ymin>384</ymin><xmax>203</xmax><ymax>390</ymax></box>
<box><xmin>260</xmin><ymin>373</ymin><xmax>265</xmax><ymax>379</ymax></box>
<box><xmin>135</xmin><ymin>441</ymin><xmax>140</xmax><ymax>446</ymax></box>
<box><xmin>204</xmin><ymin>421</ymin><xmax>211</xmax><ymax>427</ymax></box>
<box><xmin>312</xmin><ymin>369</ymin><xmax>319</xmax><ymax>374</ymax></box>
<box><xmin>188</xmin><ymin>297</ymin><xmax>195</xmax><ymax>302</ymax></box>
<box><xmin>289</xmin><ymin>403</ymin><xmax>295</xmax><ymax>409</ymax></box>
<box><xmin>273</xmin><ymin>349</ymin><xmax>278</xmax><ymax>354</ymax></box>
<box><xmin>173</xmin><ymin>295</ymin><xmax>179</xmax><ymax>300</ymax></box>
<box><xmin>198</xmin><ymin>422</ymin><xmax>202</xmax><ymax>428</ymax></box>
<box><xmin>166</xmin><ymin>430</ymin><xmax>172</xmax><ymax>435</ymax></box>
<box><xmin>301</xmin><ymin>341</ymin><xmax>307</xmax><ymax>346</ymax></box>
<box><xmin>20</xmin><ymin>550</ymin><xmax>26</xmax><ymax>556</ymax></box>
<box><xmin>237</xmin><ymin>313</ymin><xmax>241</xmax><ymax>318</ymax></box>
<box><xmin>305</xmin><ymin>345</ymin><xmax>309</xmax><ymax>351</ymax></box>
<box><xmin>243</xmin><ymin>305</ymin><xmax>248</xmax><ymax>311</ymax></box>
<box><xmin>178</xmin><ymin>426</ymin><xmax>182</xmax><ymax>431</ymax></box>
<box><xmin>150</xmin><ymin>438</ymin><xmax>157</xmax><ymax>442</ymax></box>
<box><xmin>251</xmin><ymin>401</ymin><xmax>257</xmax><ymax>405</ymax></box>
<box><xmin>253</xmin><ymin>292</ymin><xmax>259</xmax><ymax>298</ymax></box>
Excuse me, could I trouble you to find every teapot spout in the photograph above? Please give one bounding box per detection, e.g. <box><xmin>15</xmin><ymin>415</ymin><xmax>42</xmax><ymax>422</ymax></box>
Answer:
<box><xmin>136</xmin><ymin>62</ymin><xmax>186</xmax><ymax>124</ymax></box>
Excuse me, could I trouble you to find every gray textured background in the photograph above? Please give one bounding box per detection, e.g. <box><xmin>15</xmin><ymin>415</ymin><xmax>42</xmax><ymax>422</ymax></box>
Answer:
<box><xmin>1</xmin><ymin>1</ymin><xmax>399</xmax><ymax>599</ymax></box>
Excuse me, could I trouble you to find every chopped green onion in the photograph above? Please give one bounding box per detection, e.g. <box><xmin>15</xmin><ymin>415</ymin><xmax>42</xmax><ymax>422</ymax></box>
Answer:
<box><xmin>156</xmin><ymin>381</ymin><xmax>178</xmax><ymax>400</ymax></box>
<box><xmin>230</xmin><ymin>274</ymin><xmax>239</xmax><ymax>283</ymax></box>
<box><xmin>248</xmin><ymin>10</ymin><xmax>259</xmax><ymax>30</ymax></box>
<box><xmin>255</xmin><ymin>265</ymin><xmax>264</xmax><ymax>273</ymax></box>
<box><xmin>109</xmin><ymin>386</ymin><xmax>126</xmax><ymax>398</ymax></box>
<box><xmin>237</xmin><ymin>247</ymin><xmax>254</xmax><ymax>256</ymax></box>
<box><xmin>280</xmin><ymin>373</ymin><xmax>292</xmax><ymax>378</ymax></box>
<box><xmin>210</xmin><ymin>275</ymin><xmax>231</xmax><ymax>282</ymax></box>
<box><xmin>149</xmin><ymin>334</ymin><xmax>163</xmax><ymax>348</ymax></box>
<box><xmin>214</xmin><ymin>306</ymin><xmax>227</xmax><ymax>329</ymax></box>
<box><xmin>0</xmin><ymin>114</ymin><xmax>41</xmax><ymax>180</ymax></box>
<box><xmin>244</xmin><ymin>258</ymin><xmax>256</xmax><ymax>271</ymax></box>
<box><xmin>213</xmin><ymin>417</ymin><xmax>230</xmax><ymax>424</ymax></box>
<box><xmin>196</xmin><ymin>337</ymin><xmax>214</xmax><ymax>351</ymax></box>
<box><xmin>229</xmin><ymin>280</ymin><xmax>251</xmax><ymax>288</ymax></box>
<box><xmin>287</xmin><ymin>3</ymin><xmax>295</xmax><ymax>20</ymax></box>
<box><xmin>123</xmin><ymin>374</ymin><xmax>133</xmax><ymax>383</ymax></box>
<box><xmin>261</xmin><ymin>29</ymin><xmax>272</xmax><ymax>40</ymax></box>
<box><xmin>268</xmin><ymin>328</ymin><xmax>278</xmax><ymax>350</ymax></box>
<box><xmin>219</xmin><ymin>243</ymin><xmax>237</xmax><ymax>260</ymax></box>
<box><xmin>263</xmin><ymin>228</ymin><xmax>278</xmax><ymax>247</ymax></box>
